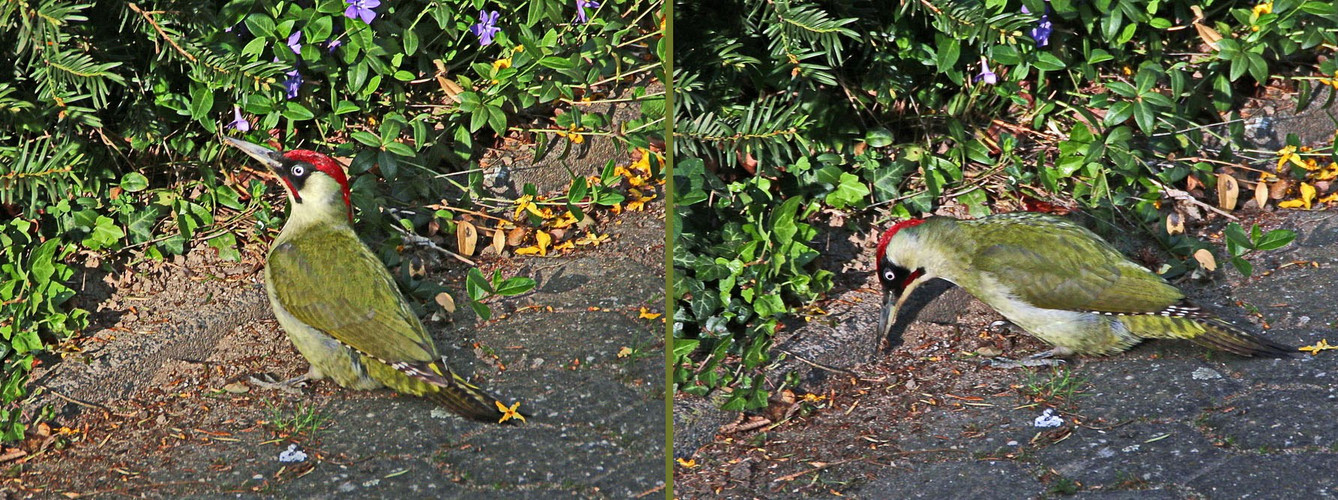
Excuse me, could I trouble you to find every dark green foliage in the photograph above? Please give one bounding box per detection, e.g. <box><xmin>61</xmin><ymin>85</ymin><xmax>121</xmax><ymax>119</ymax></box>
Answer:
<box><xmin>673</xmin><ymin>0</ymin><xmax>1333</xmax><ymax>409</ymax></box>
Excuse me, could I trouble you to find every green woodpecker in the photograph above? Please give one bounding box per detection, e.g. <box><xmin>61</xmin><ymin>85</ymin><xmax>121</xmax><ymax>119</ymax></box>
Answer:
<box><xmin>875</xmin><ymin>212</ymin><xmax>1296</xmax><ymax>360</ymax></box>
<box><xmin>224</xmin><ymin>137</ymin><xmax>520</xmax><ymax>423</ymax></box>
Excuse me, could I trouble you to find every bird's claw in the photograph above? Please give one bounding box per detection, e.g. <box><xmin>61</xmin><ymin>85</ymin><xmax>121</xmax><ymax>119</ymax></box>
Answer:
<box><xmin>984</xmin><ymin>357</ymin><xmax>1067</xmax><ymax>369</ymax></box>
<box><xmin>248</xmin><ymin>373</ymin><xmax>308</xmax><ymax>394</ymax></box>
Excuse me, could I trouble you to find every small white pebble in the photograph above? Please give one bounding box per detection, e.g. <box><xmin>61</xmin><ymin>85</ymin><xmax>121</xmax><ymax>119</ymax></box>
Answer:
<box><xmin>278</xmin><ymin>444</ymin><xmax>307</xmax><ymax>463</ymax></box>
<box><xmin>1034</xmin><ymin>408</ymin><xmax>1064</xmax><ymax>428</ymax></box>
<box><xmin>1123</xmin><ymin>444</ymin><xmax>1141</xmax><ymax>453</ymax></box>
<box><xmin>1097</xmin><ymin>447</ymin><xmax>1115</xmax><ymax>458</ymax></box>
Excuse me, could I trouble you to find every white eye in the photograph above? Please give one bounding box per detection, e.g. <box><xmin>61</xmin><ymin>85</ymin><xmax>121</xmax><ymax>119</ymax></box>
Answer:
<box><xmin>883</xmin><ymin>269</ymin><xmax>896</xmax><ymax>281</ymax></box>
<box><xmin>291</xmin><ymin>165</ymin><xmax>306</xmax><ymax>176</ymax></box>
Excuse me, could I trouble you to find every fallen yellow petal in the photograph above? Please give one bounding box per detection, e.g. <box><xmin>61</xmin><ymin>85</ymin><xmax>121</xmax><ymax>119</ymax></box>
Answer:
<box><xmin>638</xmin><ymin>307</ymin><xmax>663</xmax><ymax>320</ymax></box>
<box><xmin>1298</xmin><ymin>339</ymin><xmax>1336</xmax><ymax>355</ymax></box>
<box><xmin>1278</xmin><ymin>199</ymin><xmax>1306</xmax><ymax>209</ymax></box>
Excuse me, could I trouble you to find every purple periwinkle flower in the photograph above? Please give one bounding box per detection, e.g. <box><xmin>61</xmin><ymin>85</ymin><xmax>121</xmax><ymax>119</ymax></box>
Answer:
<box><xmin>283</xmin><ymin>69</ymin><xmax>302</xmax><ymax>99</ymax></box>
<box><xmin>325</xmin><ymin>39</ymin><xmax>343</xmax><ymax>53</ymax></box>
<box><xmin>576</xmin><ymin>1</ymin><xmax>600</xmax><ymax>24</ymax></box>
<box><xmin>228</xmin><ymin>105</ymin><xmax>250</xmax><ymax>132</ymax></box>
<box><xmin>344</xmin><ymin>0</ymin><xmax>380</xmax><ymax>24</ymax></box>
<box><xmin>470</xmin><ymin>10</ymin><xmax>501</xmax><ymax>46</ymax></box>
<box><xmin>287</xmin><ymin>31</ymin><xmax>302</xmax><ymax>55</ymax></box>
<box><xmin>1030</xmin><ymin>8</ymin><xmax>1052</xmax><ymax>47</ymax></box>
<box><xmin>976</xmin><ymin>57</ymin><xmax>997</xmax><ymax>85</ymax></box>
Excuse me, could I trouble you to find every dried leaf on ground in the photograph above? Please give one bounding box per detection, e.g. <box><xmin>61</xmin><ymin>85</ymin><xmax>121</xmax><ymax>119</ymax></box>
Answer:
<box><xmin>457</xmin><ymin>220</ymin><xmax>478</xmax><ymax>256</ymax></box>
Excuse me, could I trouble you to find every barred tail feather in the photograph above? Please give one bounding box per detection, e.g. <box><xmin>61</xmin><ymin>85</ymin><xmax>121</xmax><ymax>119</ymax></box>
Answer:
<box><xmin>1119</xmin><ymin>311</ymin><xmax>1298</xmax><ymax>358</ymax></box>
<box><xmin>1187</xmin><ymin>318</ymin><xmax>1298</xmax><ymax>358</ymax></box>
<box><xmin>424</xmin><ymin>369</ymin><xmax>525</xmax><ymax>424</ymax></box>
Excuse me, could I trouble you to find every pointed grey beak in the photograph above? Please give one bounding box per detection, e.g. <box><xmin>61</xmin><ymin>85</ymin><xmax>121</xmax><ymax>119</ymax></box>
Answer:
<box><xmin>879</xmin><ymin>288</ymin><xmax>899</xmax><ymax>341</ymax></box>
<box><xmin>878</xmin><ymin>275</ymin><xmax>926</xmax><ymax>343</ymax></box>
<box><xmin>224</xmin><ymin>137</ymin><xmax>284</xmax><ymax>172</ymax></box>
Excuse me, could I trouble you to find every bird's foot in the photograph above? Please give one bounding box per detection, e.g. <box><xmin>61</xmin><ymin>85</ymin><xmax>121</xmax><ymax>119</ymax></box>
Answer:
<box><xmin>248</xmin><ymin>373</ymin><xmax>310</xmax><ymax>394</ymax></box>
<box><xmin>984</xmin><ymin>349</ymin><xmax>1069</xmax><ymax>369</ymax></box>
<box><xmin>986</xmin><ymin>357</ymin><xmax>1067</xmax><ymax>369</ymax></box>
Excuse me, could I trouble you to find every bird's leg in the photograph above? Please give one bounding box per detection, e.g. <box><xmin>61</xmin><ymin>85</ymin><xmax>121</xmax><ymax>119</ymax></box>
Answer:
<box><xmin>985</xmin><ymin>348</ymin><xmax>1070</xmax><ymax>369</ymax></box>
<box><xmin>248</xmin><ymin>368</ymin><xmax>317</xmax><ymax>394</ymax></box>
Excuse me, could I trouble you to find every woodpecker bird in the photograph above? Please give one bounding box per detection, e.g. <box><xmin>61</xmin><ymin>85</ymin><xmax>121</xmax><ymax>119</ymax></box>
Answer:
<box><xmin>875</xmin><ymin>212</ymin><xmax>1297</xmax><ymax>360</ymax></box>
<box><xmin>224</xmin><ymin>137</ymin><xmax>520</xmax><ymax>423</ymax></box>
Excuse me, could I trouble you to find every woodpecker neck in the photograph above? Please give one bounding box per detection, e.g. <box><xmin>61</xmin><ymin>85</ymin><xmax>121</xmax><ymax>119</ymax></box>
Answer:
<box><xmin>279</xmin><ymin>172</ymin><xmax>353</xmax><ymax>236</ymax></box>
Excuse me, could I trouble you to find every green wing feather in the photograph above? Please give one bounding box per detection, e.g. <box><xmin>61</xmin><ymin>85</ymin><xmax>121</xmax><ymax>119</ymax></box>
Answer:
<box><xmin>964</xmin><ymin>213</ymin><xmax>1184</xmax><ymax>313</ymax></box>
<box><xmin>268</xmin><ymin>226</ymin><xmax>439</xmax><ymax>364</ymax></box>
<box><xmin>269</xmin><ymin>225</ymin><xmax>515</xmax><ymax>421</ymax></box>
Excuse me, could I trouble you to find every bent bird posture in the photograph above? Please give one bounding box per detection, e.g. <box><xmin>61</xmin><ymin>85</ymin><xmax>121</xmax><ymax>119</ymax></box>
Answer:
<box><xmin>225</xmin><ymin>137</ymin><xmax>520</xmax><ymax>422</ymax></box>
<box><xmin>875</xmin><ymin>212</ymin><xmax>1296</xmax><ymax>365</ymax></box>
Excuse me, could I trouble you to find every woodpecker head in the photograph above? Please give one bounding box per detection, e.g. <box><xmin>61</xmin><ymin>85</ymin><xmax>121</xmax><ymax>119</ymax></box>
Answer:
<box><xmin>875</xmin><ymin>218</ymin><xmax>929</xmax><ymax>340</ymax></box>
<box><xmin>224</xmin><ymin>137</ymin><xmax>352</xmax><ymax>224</ymax></box>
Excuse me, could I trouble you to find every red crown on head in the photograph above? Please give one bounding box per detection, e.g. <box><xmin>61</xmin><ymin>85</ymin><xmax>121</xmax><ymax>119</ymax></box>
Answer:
<box><xmin>283</xmin><ymin>149</ymin><xmax>352</xmax><ymax>222</ymax></box>
<box><xmin>875</xmin><ymin>218</ymin><xmax>927</xmax><ymax>260</ymax></box>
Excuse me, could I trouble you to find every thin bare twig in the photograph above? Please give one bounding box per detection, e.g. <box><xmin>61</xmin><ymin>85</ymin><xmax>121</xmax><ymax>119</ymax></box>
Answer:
<box><xmin>390</xmin><ymin>224</ymin><xmax>477</xmax><ymax>266</ymax></box>
<box><xmin>1147</xmin><ymin>178</ymin><xmax>1239</xmax><ymax>220</ymax></box>
<box><xmin>127</xmin><ymin>3</ymin><xmax>196</xmax><ymax>62</ymax></box>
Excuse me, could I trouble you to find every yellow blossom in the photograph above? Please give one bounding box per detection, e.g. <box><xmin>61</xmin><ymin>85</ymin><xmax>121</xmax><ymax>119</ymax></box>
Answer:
<box><xmin>638</xmin><ymin>307</ymin><xmax>663</xmax><ymax>320</ymax></box>
<box><xmin>557</xmin><ymin>124</ymin><xmax>585</xmax><ymax>144</ymax></box>
<box><xmin>492</xmin><ymin>57</ymin><xmax>512</xmax><ymax>70</ymax></box>
<box><xmin>1253</xmin><ymin>1</ymin><xmax>1273</xmax><ymax>16</ymax></box>
<box><xmin>552</xmin><ymin>240</ymin><xmax>575</xmax><ymax>252</ymax></box>
<box><xmin>801</xmin><ymin>393</ymin><xmax>827</xmax><ymax>403</ymax></box>
<box><xmin>512</xmin><ymin>195</ymin><xmax>546</xmax><ymax>220</ymax></box>
<box><xmin>1276</xmin><ymin>145</ymin><xmax>1309</xmax><ymax>170</ymax></box>
<box><xmin>677</xmin><ymin>458</ymin><xmax>697</xmax><ymax>468</ymax></box>
<box><xmin>496</xmin><ymin>400</ymin><xmax>526</xmax><ymax>423</ymax></box>
<box><xmin>617</xmin><ymin>346</ymin><xmax>633</xmax><ymax>358</ymax></box>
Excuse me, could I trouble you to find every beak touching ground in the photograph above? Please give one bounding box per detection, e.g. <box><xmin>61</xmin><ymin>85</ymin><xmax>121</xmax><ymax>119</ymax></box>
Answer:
<box><xmin>223</xmin><ymin>137</ymin><xmax>285</xmax><ymax>173</ymax></box>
